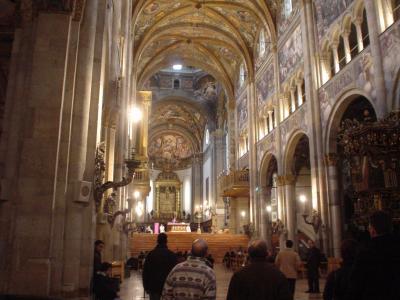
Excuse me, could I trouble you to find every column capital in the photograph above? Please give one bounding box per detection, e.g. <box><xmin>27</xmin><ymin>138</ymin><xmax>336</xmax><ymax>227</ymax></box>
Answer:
<box><xmin>325</xmin><ymin>153</ymin><xmax>339</xmax><ymax>166</ymax></box>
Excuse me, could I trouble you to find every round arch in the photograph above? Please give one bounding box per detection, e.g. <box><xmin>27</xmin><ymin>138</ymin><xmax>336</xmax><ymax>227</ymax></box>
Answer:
<box><xmin>259</xmin><ymin>152</ymin><xmax>278</xmax><ymax>189</ymax></box>
<box><xmin>284</xmin><ymin>130</ymin><xmax>309</xmax><ymax>175</ymax></box>
<box><xmin>325</xmin><ymin>89</ymin><xmax>377</xmax><ymax>154</ymax></box>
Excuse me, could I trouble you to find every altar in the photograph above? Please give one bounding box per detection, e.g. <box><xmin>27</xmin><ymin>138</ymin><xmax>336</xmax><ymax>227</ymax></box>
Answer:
<box><xmin>167</xmin><ymin>222</ymin><xmax>191</xmax><ymax>232</ymax></box>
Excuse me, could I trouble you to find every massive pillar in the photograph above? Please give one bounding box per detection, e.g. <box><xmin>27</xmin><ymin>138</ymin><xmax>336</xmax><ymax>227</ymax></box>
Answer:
<box><xmin>365</xmin><ymin>0</ymin><xmax>387</xmax><ymax>117</ymax></box>
<box><xmin>325</xmin><ymin>154</ymin><xmax>342</xmax><ymax>258</ymax></box>
<box><xmin>301</xmin><ymin>0</ymin><xmax>329</xmax><ymax>253</ymax></box>
<box><xmin>284</xmin><ymin>175</ymin><xmax>297</xmax><ymax>242</ymax></box>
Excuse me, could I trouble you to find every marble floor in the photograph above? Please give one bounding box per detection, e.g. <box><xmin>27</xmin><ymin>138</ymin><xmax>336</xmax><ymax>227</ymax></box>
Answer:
<box><xmin>119</xmin><ymin>264</ymin><xmax>324</xmax><ymax>300</ymax></box>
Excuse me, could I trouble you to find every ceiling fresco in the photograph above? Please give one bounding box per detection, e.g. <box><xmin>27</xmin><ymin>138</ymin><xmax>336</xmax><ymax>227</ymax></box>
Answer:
<box><xmin>150</xmin><ymin>101</ymin><xmax>207</xmax><ymax>150</ymax></box>
<box><xmin>133</xmin><ymin>0</ymin><xmax>279</xmax><ymax>99</ymax></box>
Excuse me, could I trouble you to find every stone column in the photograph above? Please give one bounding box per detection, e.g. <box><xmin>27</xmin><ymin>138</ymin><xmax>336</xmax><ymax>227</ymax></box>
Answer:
<box><xmin>290</xmin><ymin>87</ymin><xmax>296</xmax><ymax>113</ymax></box>
<box><xmin>301</xmin><ymin>0</ymin><xmax>330</xmax><ymax>254</ymax></box>
<box><xmin>355</xmin><ymin>19</ymin><xmax>364</xmax><ymax>52</ymax></box>
<box><xmin>284</xmin><ymin>175</ymin><xmax>297</xmax><ymax>242</ymax></box>
<box><xmin>325</xmin><ymin>153</ymin><xmax>342</xmax><ymax>258</ymax></box>
<box><xmin>191</xmin><ymin>154</ymin><xmax>203</xmax><ymax>216</ymax></box>
<box><xmin>62</xmin><ymin>0</ymin><xmax>100</xmax><ymax>295</ymax></box>
<box><xmin>247</xmin><ymin>82</ymin><xmax>259</xmax><ymax>229</ymax></box>
<box><xmin>365</xmin><ymin>0</ymin><xmax>387</xmax><ymax>117</ymax></box>
<box><xmin>259</xmin><ymin>187</ymin><xmax>269</xmax><ymax>241</ymax></box>
<box><xmin>342</xmin><ymin>31</ymin><xmax>352</xmax><ymax>63</ymax></box>
<box><xmin>137</xmin><ymin>91</ymin><xmax>152</xmax><ymax>158</ymax></box>
<box><xmin>331</xmin><ymin>44</ymin><xmax>340</xmax><ymax>74</ymax></box>
<box><xmin>268</xmin><ymin>110</ymin><xmax>274</xmax><ymax>131</ymax></box>
<box><xmin>213</xmin><ymin>130</ymin><xmax>226</xmax><ymax>229</ymax></box>
<box><xmin>296</xmin><ymin>80</ymin><xmax>303</xmax><ymax>107</ymax></box>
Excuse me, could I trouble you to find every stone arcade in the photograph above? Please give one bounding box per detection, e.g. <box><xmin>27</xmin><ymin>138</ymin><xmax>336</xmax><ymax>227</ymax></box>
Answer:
<box><xmin>0</xmin><ymin>0</ymin><xmax>399</xmax><ymax>298</ymax></box>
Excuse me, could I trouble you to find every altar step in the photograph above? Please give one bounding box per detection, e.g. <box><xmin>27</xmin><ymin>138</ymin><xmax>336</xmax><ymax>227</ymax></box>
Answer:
<box><xmin>130</xmin><ymin>233</ymin><xmax>250</xmax><ymax>263</ymax></box>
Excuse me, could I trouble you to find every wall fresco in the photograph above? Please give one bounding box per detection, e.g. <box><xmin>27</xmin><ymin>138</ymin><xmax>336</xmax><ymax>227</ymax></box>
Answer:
<box><xmin>278</xmin><ymin>25</ymin><xmax>303</xmax><ymax>83</ymax></box>
<box><xmin>237</xmin><ymin>95</ymin><xmax>248</xmax><ymax>131</ymax></box>
<box><xmin>256</xmin><ymin>63</ymin><xmax>275</xmax><ymax>106</ymax></box>
<box><xmin>380</xmin><ymin>21</ymin><xmax>400</xmax><ymax>103</ymax></box>
<box><xmin>314</xmin><ymin>0</ymin><xmax>354</xmax><ymax>42</ymax></box>
<box><xmin>276</xmin><ymin>0</ymin><xmax>300</xmax><ymax>37</ymax></box>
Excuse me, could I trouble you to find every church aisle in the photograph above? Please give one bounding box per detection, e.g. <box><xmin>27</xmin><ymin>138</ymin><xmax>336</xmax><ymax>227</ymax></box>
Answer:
<box><xmin>119</xmin><ymin>264</ymin><xmax>324</xmax><ymax>300</ymax></box>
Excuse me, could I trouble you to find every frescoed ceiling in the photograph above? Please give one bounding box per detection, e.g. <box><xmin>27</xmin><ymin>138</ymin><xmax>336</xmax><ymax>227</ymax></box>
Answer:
<box><xmin>150</xmin><ymin>101</ymin><xmax>206</xmax><ymax>149</ymax></box>
<box><xmin>132</xmin><ymin>0</ymin><xmax>278</xmax><ymax>99</ymax></box>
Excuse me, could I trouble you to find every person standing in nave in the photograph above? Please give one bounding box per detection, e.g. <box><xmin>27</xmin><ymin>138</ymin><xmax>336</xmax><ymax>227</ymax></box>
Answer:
<box><xmin>345</xmin><ymin>211</ymin><xmax>400</xmax><ymax>300</ymax></box>
<box><xmin>323</xmin><ymin>239</ymin><xmax>359</xmax><ymax>300</ymax></box>
<box><xmin>275</xmin><ymin>240</ymin><xmax>302</xmax><ymax>300</ymax></box>
<box><xmin>142</xmin><ymin>233</ymin><xmax>177</xmax><ymax>300</ymax></box>
<box><xmin>305</xmin><ymin>239</ymin><xmax>321</xmax><ymax>293</ymax></box>
<box><xmin>162</xmin><ymin>239</ymin><xmax>216</xmax><ymax>300</ymax></box>
<box><xmin>226</xmin><ymin>240</ymin><xmax>291</xmax><ymax>300</ymax></box>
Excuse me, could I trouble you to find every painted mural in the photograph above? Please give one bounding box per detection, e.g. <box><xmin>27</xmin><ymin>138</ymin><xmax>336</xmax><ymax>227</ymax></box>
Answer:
<box><xmin>276</xmin><ymin>0</ymin><xmax>300</xmax><ymax>37</ymax></box>
<box><xmin>149</xmin><ymin>133</ymin><xmax>193</xmax><ymax>170</ymax></box>
<box><xmin>237</xmin><ymin>96</ymin><xmax>248</xmax><ymax>131</ymax></box>
<box><xmin>278</xmin><ymin>26</ymin><xmax>303</xmax><ymax>83</ymax></box>
<box><xmin>194</xmin><ymin>75</ymin><xmax>218</xmax><ymax>102</ymax></box>
<box><xmin>381</xmin><ymin>21</ymin><xmax>400</xmax><ymax>102</ymax></box>
<box><xmin>256</xmin><ymin>63</ymin><xmax>275</xmax><ymax>106</ymax></box>
<box><xmin>315</xmin><ymin>0</ymin><xmax>354</xmax><ymax>42</ymax></box>
<box><xmin>255</xmin><ymin>31</ymin><xmax>272</xmax><ymax>71</ymax></box>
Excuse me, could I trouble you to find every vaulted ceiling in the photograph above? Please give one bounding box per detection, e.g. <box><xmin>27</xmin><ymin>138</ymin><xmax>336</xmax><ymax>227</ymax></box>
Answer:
<box><xmin>132</xmin><ymin>0</ymin><xmax>279</xmax><ymax>99</ymax></box>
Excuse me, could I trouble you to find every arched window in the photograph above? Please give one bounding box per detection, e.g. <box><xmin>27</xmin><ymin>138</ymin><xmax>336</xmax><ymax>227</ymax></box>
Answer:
<box><xmin>259</xmin><ymin>30</ymin><xmax>266</xmax><ymax>57</ymax></box>
<box><xmin>173</xmin><ymin>79</ymin><xmax>180</xmax><ymax>89</ymax></box>
<box><xmin>205</xmin><ymin>129</ymin><xmax>210</xmax><ymax>145</ymax></box>
<box><xmin>338</xmin><ymin>36</ymin><xmax>346</xmax><ymax>70</ymax></box>
<box><xmin>393</xmin><ymin>0</ymin><xmax>400</xmax><ymax>22</ymax></box>
<box><xmin>349</xmin><ymin>23</ymin><xmax>359</xmax><ymax>59</ymax></box>
<box><xmin>362</xmin><ymin>9</ymin><xmax>370</xmax><ymax>48</ymax></box>
<box><xmin>284</xmin><ymin>0</ymin><xmax>293</xmax><ymax>17</ymax></box>
<box><xmin>239</xmin><ymin>63</ymin><xmax>245</xmax><ymax>86</ymax></box>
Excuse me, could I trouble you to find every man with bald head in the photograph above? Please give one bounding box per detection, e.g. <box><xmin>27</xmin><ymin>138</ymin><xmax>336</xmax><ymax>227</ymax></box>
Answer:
<box><xmin>227</xmin><ymin>239</ymin><xmax>291</xmax><ymax>300</ymax></box>
<box><xmin>162</xmin><ymin>239</ymin><xmax>216</xmax><ymax>300</ymax></box>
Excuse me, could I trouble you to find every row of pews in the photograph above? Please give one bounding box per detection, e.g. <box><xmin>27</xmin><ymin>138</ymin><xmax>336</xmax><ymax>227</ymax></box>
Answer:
<box><xmin>130</xmin><ymin>232</ymin><xmax>250</xmax><ymax>263</ymax></box>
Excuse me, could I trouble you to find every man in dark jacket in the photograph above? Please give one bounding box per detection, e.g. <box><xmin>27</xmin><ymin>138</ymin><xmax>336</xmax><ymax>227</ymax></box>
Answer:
<box><xmin>142</xmin><ymin>233</ymin><xmax>177</xmax><ymax>300</ymax></box>
<box><xmin>226</xmin><ymin>239</ymin><xmax>291</xmax><ymax>300</ymax></box>
<box><xmin>323</xmin><ymin>239</ymin><xmax>359</xmax><ymax>300</ymax></box>
<box><xmin>345</xmin><ymin>211</ymin><xmax>400</xmax><ymax>300</ymax></box>
<box><xmin>306</xmin><ymin>239</ymin><xmax>321</xmax><ymax>293</ymax></box>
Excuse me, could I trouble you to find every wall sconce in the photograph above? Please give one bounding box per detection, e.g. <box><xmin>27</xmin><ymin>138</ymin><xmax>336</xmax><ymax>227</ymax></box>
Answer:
<box><xmin>94</xmin><ymin>144</ymin><xmax>140</xmax><ymax>211</ymax></box>
<box><xmin>266</xmin><ymin>205</ymin><xmax>272</xmax><ymax>213</ymax></box>
<box><xmin>240</xmin><ymin>211</ymin><xmax>246</xmax><ymax>218</ymax></box>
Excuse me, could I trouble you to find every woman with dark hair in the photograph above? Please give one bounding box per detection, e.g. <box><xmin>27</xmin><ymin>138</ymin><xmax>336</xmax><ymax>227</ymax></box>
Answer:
<box><xmin>323</xmin><ymin>239</ymin><xmax>360</xmax><ymax>300</ymax></box>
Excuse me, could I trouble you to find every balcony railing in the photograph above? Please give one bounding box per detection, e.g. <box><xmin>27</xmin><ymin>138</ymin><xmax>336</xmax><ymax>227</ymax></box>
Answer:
<box><xmin>218</xmin><ymin>169</ymin><xmax>250</xmax><ymax>197</ymax></box>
